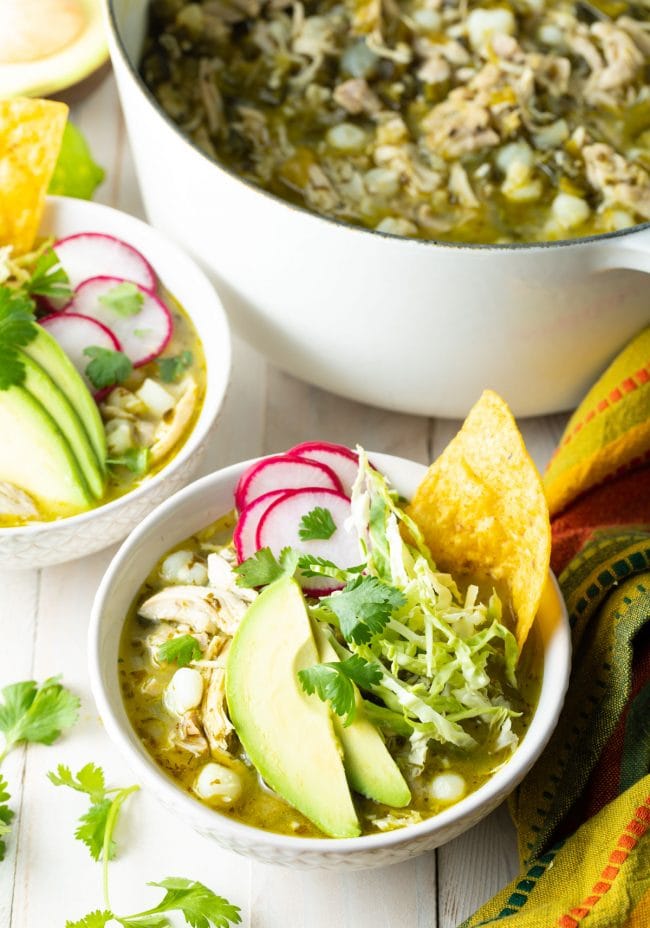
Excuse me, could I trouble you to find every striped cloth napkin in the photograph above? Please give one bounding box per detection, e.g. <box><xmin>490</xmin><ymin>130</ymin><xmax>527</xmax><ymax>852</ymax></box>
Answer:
<box><xmin>462</xmin><ymin>326</ymin><xmax>650</xmax><ymax>928</ymax></box>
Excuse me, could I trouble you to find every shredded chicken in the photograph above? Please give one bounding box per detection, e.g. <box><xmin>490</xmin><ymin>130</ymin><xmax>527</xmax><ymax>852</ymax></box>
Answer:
<box><xmin>0</xmin><ymin>482</ymin><xmax>38</xmax><ymax>519</ymax></box>
<box><xmin>201</xmin><ymin>640</ymin><xmax>234</xmax><ymax>752</ymax></box>
<box><xmin>583</xmin><ymin>143</ymin><xmax>650</xmax><ymax>220</ymax></box>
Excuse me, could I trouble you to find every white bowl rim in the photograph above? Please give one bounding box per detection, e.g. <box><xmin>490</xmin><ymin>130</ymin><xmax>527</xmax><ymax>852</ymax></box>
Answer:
<box><xmin>89</xmin><ymin>451</ymin><xmax>572</xmax><ymax>855</ymax></box>
<box><xmin>105</xmin><ymin>0</ymin><xmax>650</xmax><ymax>255</ymax></box>
<box><xmin>0</xmin><ymin>195</ymin><xmax>232</xmax><ymax>538</ymax></box>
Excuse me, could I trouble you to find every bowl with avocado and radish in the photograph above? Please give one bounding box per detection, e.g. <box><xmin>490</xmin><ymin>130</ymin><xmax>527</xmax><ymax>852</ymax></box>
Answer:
<box><xmin>0</xmin><ymin>195</ymin><xmax>230</xmax><ymax>568</ymax></box>
<box><xmin>90</xmin><ymin>420</ymin><xmax>570</xmax><ymax>870</ymax></box>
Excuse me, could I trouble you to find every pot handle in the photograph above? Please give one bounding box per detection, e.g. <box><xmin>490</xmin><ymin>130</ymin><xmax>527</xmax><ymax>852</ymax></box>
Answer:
<box><xmin>600</xmin><ymin>225</ymin><xmax>650</xmax><ymax>273</ymax></box>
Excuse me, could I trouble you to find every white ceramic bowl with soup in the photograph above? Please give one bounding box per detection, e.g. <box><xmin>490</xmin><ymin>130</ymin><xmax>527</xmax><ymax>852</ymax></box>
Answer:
<box><xmin>89</xmin><ymin>453</ymin><xmax>570</xmax><ymax>870</ymax></box>
<box><xmin>104</xmin><ymin>0</ymin><xmax>649</xmax><ymax>419</ymax></box>
<box><xmin>0</xmin><ymin>196</ymin><xmax>231</xmax><ymax>569</ymax></box>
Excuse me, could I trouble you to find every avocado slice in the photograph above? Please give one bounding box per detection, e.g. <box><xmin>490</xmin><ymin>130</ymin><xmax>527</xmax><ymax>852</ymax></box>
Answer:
<box><xmin>0</xmin><ymin>384</ymin><xmax>93</xmax><ymax>512</ymax></box>
<box><xmin>23</xmin><ymin>326</ymin><xmax>106</xmax><ymax>470</ymax></box>
<box><xmin>313</xmin><ymin>625</ymin><xmax>411</xmax><ymax>808</ymax></box>
<box><xmin>226</xmin><ymin>576</ymin><xmax>361</xmax><ymax>838</ymax></box>
<box><xmin>18</xmin><ymin>351</ymin><xmax>105</xmax><ymax>500</ymax></box>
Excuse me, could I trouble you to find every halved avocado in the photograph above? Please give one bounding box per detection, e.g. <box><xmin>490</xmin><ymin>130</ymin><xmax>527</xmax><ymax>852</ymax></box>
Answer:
<box><xmin>17</xmin><ymin>351</ymin><xmax>105</xmax><ymax>499</ymax></box>
<box><xmin>0</xmin><ymin>385</ymin><xmax>93</xmax><ymax>512</ymax></box>
<box><xmin>226</xmin><ymin>576</ymin><xmax>361</xmax><ymax>838</ymax></box>
<box><xmin>313</xmin><ymin>624</ymin><xmax>411</xmax><ymax>808</ymax></box>
<box><xmin>23</xmin><ymin>326</ymin><xmax>106</xmax><ymax>471</ymax></box>
<box><xmin>0</xmin><ymin>0</ymin><xmax>108</xmax><ymax>98</ymax></box>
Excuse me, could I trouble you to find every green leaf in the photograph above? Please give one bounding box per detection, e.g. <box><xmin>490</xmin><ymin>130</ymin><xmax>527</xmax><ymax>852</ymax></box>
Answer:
<box><xmin>0</xmin><ymin>346</ymin><xmax>26</xmax><ymax>391</ymax></box>
<box><xmin>65</xmin><ymin>910</ymin><xmax>113</xmax><ymax>928</ymax></box>
<box><xmin>76</xmin><ymin>798</ymin><xmax>115</xmax><ymax>862</ymax></box>
<box><xmin>0</xmin><ymin>287</ymin><xmax>37</xmax><ymax>389</ymax></box>
<box><xmin>49</xmin><ymin>122</ymin><xmax>105</xmax><ymax>201</ymax></box>
<box><xmin>234</xmin><ymin>547</ymin><xmax>298</xmax><ymax>588</ymax></box>
<box><xmin>0</xmin><ymin>774</ymin><xmax>13</xmax><ymax>862</ymax></box>
<box><xmin>107</xmin><ymin>448</ymin><xmax>150</xmax><ymax>476</ymax></box>
<box><xmin>298</xmin><ymin>655</ymin><xmax>382</xmax><ymax>725</ymax></box>
<box><xmin>99</xmin><ymin>283</ymin><xmax>144</xmax><ymax>318</ymax></box>
<box><xmin>157</xmin><ymin>635</ymin><xmax>202</xmax><ymax>668</ymax></box>
<box><xmin>131</xmin><ymin>877</ymin><xmax>241</xmax><ymax>928</ymax></box>
<box><xmin>321</xmin><ymin>576</ymin><xmax>405</xmax><ymax>644</ymax></box>
<box><xmin>157</xmin><ymin>351</ymin><xmax>193</xmax><ymax>384</ymax></box>
<box><xmin>0</xmin><ymin>677</ymin><xmax>80</xmax><ymax>751</ymax></box>
<box><xmin>298</xmin><ymin>507</ymin><xmax>337</xmax><ymax>542</ymax></box>
<box><xmin>27</xmin><ymin>249</ymin><xmax>72</xmax><ymax>301</ymax></box>
<box><xmin>296</xmin><ymin>555</ymin><xmax>364</xmax><ymax>582</ymax></box>
<box><xmin>48</xmin><ymin>762</ymin><xmax>107</xmax><ymax>804</ymax></box>
<box><xmin>84</xmin><ymin>346</ymin><xmax>133</xmax><ymax>390</ymax></box>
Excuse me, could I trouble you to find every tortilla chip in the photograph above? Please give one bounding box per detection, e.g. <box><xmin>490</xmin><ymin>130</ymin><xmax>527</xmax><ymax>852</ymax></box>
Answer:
<box><xmin>0</xmin><ymin>98</ymin><xmax>68</xmax><ymax>254</ymax></box>
<box><xmin>407</xmin><ymin>390</ymin><xmax>551</xmax><ymax>649</ymax></box>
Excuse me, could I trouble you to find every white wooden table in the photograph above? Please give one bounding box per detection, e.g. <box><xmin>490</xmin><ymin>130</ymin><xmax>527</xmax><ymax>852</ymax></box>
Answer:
<box><xmin>0</xmin><ymin>71</ymin><xmax>570</xmax><ymax>928</ymax></box>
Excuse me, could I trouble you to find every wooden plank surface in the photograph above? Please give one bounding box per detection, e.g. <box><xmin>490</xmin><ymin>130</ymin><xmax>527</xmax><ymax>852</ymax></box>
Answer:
<box><xmin>0</xmin><ymin>71</ymin><xmax>570</xmax><ymax>928</ymax></box>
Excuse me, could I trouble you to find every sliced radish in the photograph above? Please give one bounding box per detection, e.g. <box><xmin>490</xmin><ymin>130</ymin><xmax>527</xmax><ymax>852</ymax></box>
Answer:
<box><xmin>235</xmin><ymin>454</ymin><xmax>343</xmax><ymax>511</ymax></box>
<box><xmin>40</xmin><ymin>313</ymin><xmax>121</xmax><ymax>391</ymax></box>
<box><xmin>64</xmin><ymin>276</ymin><xmax>172</xmax><ymax>366</ymax></box>
<box><xmin>257</xmin><ymin>488</ymin><xmax>361</xmax><ymax>594</ymax></box>
<box><xmin>289</xmin><ymin>441</ymin><xmax>360</xmax><ymax>495</ymax></box>
<box><xmin>234</xmin><ymin>490</ymin><xmax>290</xmax><ymax>563</ymax></box>
<box><xmin>49</xmin><ymin>233</ymin><xmax>156</xmax><ymax>309</ymax></box>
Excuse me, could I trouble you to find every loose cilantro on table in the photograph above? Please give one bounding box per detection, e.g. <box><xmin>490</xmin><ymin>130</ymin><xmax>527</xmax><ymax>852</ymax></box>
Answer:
<box><xmin>107</xmin><ymin>448</ymin><xmax>150</xmax><ymax>476</ymax></box>
<box><xmin>157</xmin><ymin>350</ymin><xmax>193</xmax><ymax>384</ymax></box>
<box><xmin>27</xmin><ymin>248</ymin><xmax>72</xmax><ymax>302</ymax></box>
<box><xmin>234</xmin><ymin>546</ymin><xmax>298</xmax><ymax>588</ymax></box>
<box><xmin>0</xmin><ymin>286</ymin><xmax>38</xmax><ymax>390</ymax></box>
<box><xmin>99</xmin><ymin>282</ymin><xmax>144</xmax><ymax>318</ymax></box>
<box><xmin>0</xmin><ymin>677</ymin><xmax>79</xmax><ymax>862</ymax></box>
<box><xmin>320</xmin><ymin>576</ymin><xmax>405</xmax><ymax>644</ymax></box>
<box><xmin>298</xmin><ymin>655</ymin><xmax>382</xmax><ymax>725</ymax></box>
<box><xmin>84</xmin><ymin>346</ymin><xmax>133</xmax><ymax>390</ymax></box>
<box><xmin>157</xmin><ymin>634</ymin><xmax>202</xmax><ymax>668</ymax></box>
<box><xmin>52</xmin><ymin>763</ymin><xmax>241</xmax><ymax>928</ymax></box>
<box><xmin>298</xmin><ymin>506</ymin><xmax>337</xmax><ymax>542</ymax></box>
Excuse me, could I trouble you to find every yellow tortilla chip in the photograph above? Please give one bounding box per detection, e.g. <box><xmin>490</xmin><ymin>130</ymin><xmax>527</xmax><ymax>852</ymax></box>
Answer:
<box><xmin>0</xmin><ymin>98</ymin><xmax>68</xmax><ymax>254</ymax></box>
<box><xmin>407</xmin><ymin>390</ymin><xmax>551</xmax><ymax>649</ymax></box>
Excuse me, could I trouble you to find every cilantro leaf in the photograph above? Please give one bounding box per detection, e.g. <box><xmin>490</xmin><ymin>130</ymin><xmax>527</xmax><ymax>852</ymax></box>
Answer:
<box><xmin>298</xmin><ymin>655</ymin><xmax>382</xmax><ymax>725</ymax></box>
<box><xmin>84</xmin><ymin>346</ymin><xmax>133</xmax><ymax>390</ymax></box>
<box><xmin>107</xmin><ymin>448</ymin><xmax>150</xmax><ymax>476</ymax></box>
<box><xmin>65</xmin><ymin>910</ymin><xmax>113</xmax><ymax>928</ymax></box>
<box><xmin>76</xmin><ymin>798</ymin><xmax>115</xmax><ymax>861</ymax></box>
<box><xmin>132</xmin><ymin>878</ymin><xmax>241</xmax><ymax>928</ymax></box>
<box><xmin>0</xmin><ymin>677</ymin><xmax>79</xmax><ymax>754</ymax></box>
<box><xmin>48</xmin><ymin>762</ymin><xmax>107</xmax><ymax>804</ymax></box>
<box><xmin>0</xmin><ymin>346</ymin><xmax>28</xmax><ymax>391</ymax></box>
<box><xmin>321</xmin><ymin>577</ymin><xmax>406</xmax><ymax>644</ymax></box>
<box><xmin>0</xmin><ymin>774</ymin><xmax>14</xmax><ymax>862</ymax></box>
<box><xmin>0</xmin><ymin>288</ymin><xmax>37</xmax><ymax>389</ymax></box>
<box><xmin>234</xmin><ymin>547</ymin><xmax>298</xmax><ymax>588</ymax></box>
<box><xmin>27</xmin><ymin>249</ymin><xmax>72</xmax><ymax>301</ymax></box>
<box><xmin>298</xmin><ymin>507</ymin><xmax>337</xmax><ymax>542</ymax></box>
<box><xmin>157</xmin><ymin>351</ymin><xmax>193</xmax><ymax>384</ymax></box>
<box><xmin>99</xmin><ymin>283</ymin><xmax>144</xmax><ymax>318</ymax></box>
<box><xmin>158</xmin><ymin>635</ymin><xmax>202</xmax><ymax>668</ymax></box>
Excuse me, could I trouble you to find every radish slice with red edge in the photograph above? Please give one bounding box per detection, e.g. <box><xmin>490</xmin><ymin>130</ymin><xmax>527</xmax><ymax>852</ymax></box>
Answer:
<box><xmin>234</xmin><ymin>490</ymin><xmax>290</xmax><ymax>563</ymax></box>
<box><xmin>288</xmin><ymin>441</ymin><xmax>360</xmax><ymax>495</ymax></box>
<box><xmin>48</xmin><ymin>232</ymin><xmax>156</xmax><ymax>310</ymax></box>
<box><xmin>40</xmin><ymin>313</ymin><xmax>121</xmax><ymax>392</ymax></box>
<box><xmin>256</xmin><ymin>488</ymin><xmax>360</xmax><ymax>595</ymax></box>
<box><xmin>235</xmin><ymin>454</ymin><xmax>343</xmax><ymax>511</ymax></box>
<box><xmin>64</xmin><ymin>276</ymin><xmax>172</xmax><ymax>367</ymax></box>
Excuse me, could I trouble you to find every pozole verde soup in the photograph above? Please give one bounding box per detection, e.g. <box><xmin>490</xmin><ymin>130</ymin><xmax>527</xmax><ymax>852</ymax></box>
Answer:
<box><xmin>119</xmin><ymin>452</ymin><xmax>543</xmax><ymax>839</ymax></box>
<box><xmin>140</xmin><ymin>0</ymin><xmax>650</xmax><ymax>244</ymax></box>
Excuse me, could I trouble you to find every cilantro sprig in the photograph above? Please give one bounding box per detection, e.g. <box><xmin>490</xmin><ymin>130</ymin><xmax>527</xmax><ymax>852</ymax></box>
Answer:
<box><xmin>0</xmin><ymin>676</ymin><xmax>79</xmax><ymax>862</ymax></box>
<box><xmin>0</xmin><ymin>287</ymin><xmax>38</xmax><ymax>390</ymax></box>
<box><xmin>27</xmin><ymin>248</ymin><xmax>72</xmax><ymax>302</ymax></box>
<box><xmin>321</xmin><ymin>576</ymin><xmax>406</xmax><ymax>644</ymax></box>
<box><xmin>298</xmin><ymin>506</ymin><xmax>337</xmax><ymax>541</ymax></box>
<box><xmin>52</xmin><ymin>763</ymin><xmax>241</xmax><ymax>928</ymax></box>
<box><xmin>234</xmin><ymin>546</ymin><xmax>298</xmax><ymax>588</ymax></box>
<box><xmin>299</xmin><ymin>655</ymin><xmax>382</xmax><ymax>725</ymax></box>
<box><xmin>84</xmin><ymin>346</ymin><xmax>133</xmax><ymax>390</ymax></box>
<box><xmin>106</xmin><ymin>448</ymin><xmax>150</xmax><ymax>476</ymax></box>
<box><xmin>99</xmin><ymin>282</ymin><xmax>144</xmax><ymax>318</ymax></box>
<box><xmin>157</xmin><ymin>634</ymin><xmax>202</xmax><ymax>668</ymax></box>
<box><xmin>157</xmin><ymin>350</ymin><xmax>193</xmax><ymax>384</ymax></box>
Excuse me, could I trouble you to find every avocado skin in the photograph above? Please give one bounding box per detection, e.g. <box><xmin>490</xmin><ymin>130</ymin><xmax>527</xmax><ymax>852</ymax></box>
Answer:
<box><xmin>23</xmin><ymin>326</ymin><xmax>106</xmax><ymax>471</ymax></box>
<box><xmin>313</xmin><ymin>625</ymin><xmax>411</xmax><ymax>809</ymax></box>
<box><xmin>226</xmin><ymin>576</ymin><xmax>361</xmax><ymax>838</ymax></box>
<box><xmin>0</xmin><ymin>384</ymin><xmax>94</xmax><ymax>510</ymax></box>
<box><xmin>17</xmin><ymin>350</ymin><xmax>105</xmax><ymax>499</ymax></box>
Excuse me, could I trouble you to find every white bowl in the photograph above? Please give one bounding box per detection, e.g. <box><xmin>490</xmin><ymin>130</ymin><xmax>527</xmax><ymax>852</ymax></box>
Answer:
<box><xmin>89</xmin><ymin>452</ymin><xmax>571</xmax><ymax>870</ymax></box>
<box><xmin>0</xmin><ymin>196</ymin><xmax>231</xmax><ymax>569</ymax></box>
